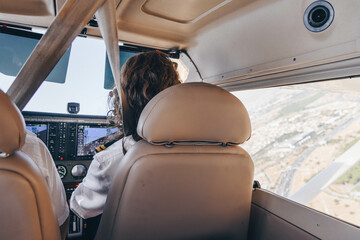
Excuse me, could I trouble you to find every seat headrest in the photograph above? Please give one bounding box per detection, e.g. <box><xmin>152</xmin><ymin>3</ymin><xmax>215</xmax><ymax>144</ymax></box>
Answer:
<box><xmin>137</xmin><ymin>82</ymin><xmax>251</xmax><ymax>145</ymax></box>
<box><xmin>0</xmin><ymin>90</ymin><xmax>26</xmax><ymax>156</ymax></box>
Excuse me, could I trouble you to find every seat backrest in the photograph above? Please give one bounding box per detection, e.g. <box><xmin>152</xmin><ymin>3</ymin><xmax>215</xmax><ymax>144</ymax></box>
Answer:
<box><xmin>0</xmin><ymin>90</ymin><xmax>60</xmax><ymax>240</ymax></box>
<box><xmin>96</xmin><ymin>82</ymin><xmax>254</xmax><ymax>240</ymax></box>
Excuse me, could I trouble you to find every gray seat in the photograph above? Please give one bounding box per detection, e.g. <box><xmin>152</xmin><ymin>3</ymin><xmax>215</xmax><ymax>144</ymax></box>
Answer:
<box><xmin>96</xmin><ymin>82</ymin><xmax>254</xmax><ymax>240</ymax></box>
<box><xmin>0</xmin><ymin>90</ymin><xmax>60</xmax><ymax>240</ymax></box>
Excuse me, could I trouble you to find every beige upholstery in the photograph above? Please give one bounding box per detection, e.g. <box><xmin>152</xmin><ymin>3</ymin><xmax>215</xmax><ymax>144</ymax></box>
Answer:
<box><xmin>96</xmin><ymin>82</ymin><xmax>254</xmax><ymax>240</ymax></box>
<box><xmin>0</xmin><ymin>91</ymin><xmax>26</xmax><ymax>156</ymax></box>
<box><xmin>137</xmin><ymin>82</ymin><xmax>251</xmax><ymax>145</ymax></box>
<box><xmin>0</xmin><ymin>90</ymin><xmax>60</xmax><ymax>240</ymax></box>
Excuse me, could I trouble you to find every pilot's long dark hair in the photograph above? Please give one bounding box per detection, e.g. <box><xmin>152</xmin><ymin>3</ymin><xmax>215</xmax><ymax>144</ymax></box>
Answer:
<box><xmin>121</xmin><ymin>50</ymin><xmax>180</xmax><ymax>140</ymax></box>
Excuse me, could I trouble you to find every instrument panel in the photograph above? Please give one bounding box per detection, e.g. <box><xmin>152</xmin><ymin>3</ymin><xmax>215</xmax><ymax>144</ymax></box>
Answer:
<box><xmin>23</xmin><ymin>111</ymin><xmax>118</xmax><ymax>183</ymax></box>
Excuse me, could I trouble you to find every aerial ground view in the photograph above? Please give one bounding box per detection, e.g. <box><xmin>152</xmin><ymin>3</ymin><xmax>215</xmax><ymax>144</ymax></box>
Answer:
<box><xmin>234</xmin><ymin>78</ymin><xmax>360</xmax><ymax>226</ymax></box>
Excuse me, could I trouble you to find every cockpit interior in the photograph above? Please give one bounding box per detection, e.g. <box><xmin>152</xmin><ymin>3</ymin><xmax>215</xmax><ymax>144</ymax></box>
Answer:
<box><xmin>1</xmin><ymin>0</ymin><xmax>360</xmax><ymax>239</ymax></box>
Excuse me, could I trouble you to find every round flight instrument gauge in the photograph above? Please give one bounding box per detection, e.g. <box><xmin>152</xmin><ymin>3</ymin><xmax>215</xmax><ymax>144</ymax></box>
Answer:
<box><xmin>56</xmin><ymin>165</ymin><xmax>67</xmax><ymax>179</ymax></box>
<box><xmin>71</xmin><ymin>164</ymin><xmax>87</xmax><ymax>178</ymax></box>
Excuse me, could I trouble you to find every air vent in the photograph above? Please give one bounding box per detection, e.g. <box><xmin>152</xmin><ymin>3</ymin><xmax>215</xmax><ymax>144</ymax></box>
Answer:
<box><xmin>304</xmin><ymin>1</ymin><xmax>334</xmax><ymax>32</ymax></box>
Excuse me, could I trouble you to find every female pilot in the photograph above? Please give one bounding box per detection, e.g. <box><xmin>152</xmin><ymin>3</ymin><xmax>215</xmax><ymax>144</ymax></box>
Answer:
<box><xmin>70</xmin><ymin>51</ymin><xmax>180</xmax><ymax>219</ymax></box>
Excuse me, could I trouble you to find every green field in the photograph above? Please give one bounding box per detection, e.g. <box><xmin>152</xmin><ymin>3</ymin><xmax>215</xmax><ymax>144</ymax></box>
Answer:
<box><xmin>335</xmin><ymin>161</ymin><xmax>360</xmax><ymax>185</ymax></box>
<box><xmin>277</xmin><ymin>92</ymin><xmax>325</xmax><ymax>118</ymax></box>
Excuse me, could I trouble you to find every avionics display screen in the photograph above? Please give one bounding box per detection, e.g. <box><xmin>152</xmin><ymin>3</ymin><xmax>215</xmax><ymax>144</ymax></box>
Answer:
<box><xmin>77</xmin><ymin>125</ymin><xmax>118</xmax><ymax>156</ymax></box>
<box><xmin>26</xmin><ymin>123</ymin><xmax>48</xmax><ymax>144</ymax></box>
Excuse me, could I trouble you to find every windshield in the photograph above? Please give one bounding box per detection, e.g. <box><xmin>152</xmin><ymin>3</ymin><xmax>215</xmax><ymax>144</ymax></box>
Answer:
<box><xmin>0</xmin><ymin>35</ymin><xmax>109</xmax><ymax>115</ymax></box>
<box><xmin>0</xmin><ymin>28</ymin><xmax>188</xmax><ymax>116</ymax></box>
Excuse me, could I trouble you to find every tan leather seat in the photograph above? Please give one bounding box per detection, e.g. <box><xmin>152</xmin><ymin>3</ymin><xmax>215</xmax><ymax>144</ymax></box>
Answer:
<box><xmin>96</xmin><ymin>82</ymin><xmax>254</xmax><ymax>240</ymax></box>
<box><xmin>0</xmin><ymin>90</ymin><xmax>60</xmax><ymax>240</ymax></box>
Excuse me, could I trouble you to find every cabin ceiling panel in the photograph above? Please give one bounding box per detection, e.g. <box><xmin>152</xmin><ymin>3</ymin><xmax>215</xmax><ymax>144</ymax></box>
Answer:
<box><xmin>141</xmin><ymin>0</ymin><xmax>229</xmax><ymax>24</ymax></box>
<box><xmin>115</xmin><ymin>0</ymin><xmax>254</xmax><ymax>49</ymax></box>
<box><xmin>0</xmin><ymin>13</ymin><xmax>53</xmax><ymax>28</ymax></box>
<box><xmin>0</xmin><ymin>0</ymin><xmax>55</xmax><ymax>16</ymax></box>
<box><xmin>186</xmin><ymin>0</ymin><xmax>360</xmax><ymax>87</ymax></box>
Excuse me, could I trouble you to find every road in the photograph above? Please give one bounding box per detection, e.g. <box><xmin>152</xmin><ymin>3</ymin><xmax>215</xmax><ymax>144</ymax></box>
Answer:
<box><xmin>276</xmin><ymin>113</ymin><xmax>360</xmax><ymax>197</ymax></box>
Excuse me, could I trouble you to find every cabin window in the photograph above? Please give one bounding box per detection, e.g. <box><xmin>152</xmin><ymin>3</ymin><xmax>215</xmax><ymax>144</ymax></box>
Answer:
<box><xmin>233</xmin><ymin>78</ymin><xmax>360</xmax><ymax>226</ymax></box>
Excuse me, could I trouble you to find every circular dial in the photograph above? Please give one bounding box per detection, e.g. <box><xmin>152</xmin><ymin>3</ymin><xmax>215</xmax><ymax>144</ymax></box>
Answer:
<box><xmin>56</xmin><ymin>165</ymin><xmax>67</xmax><ymax>179</ymax></box>
<box><xmin>71</xmin><ymin>164</ymin><xmax>87</xmax><ymax>178</ymax></box>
